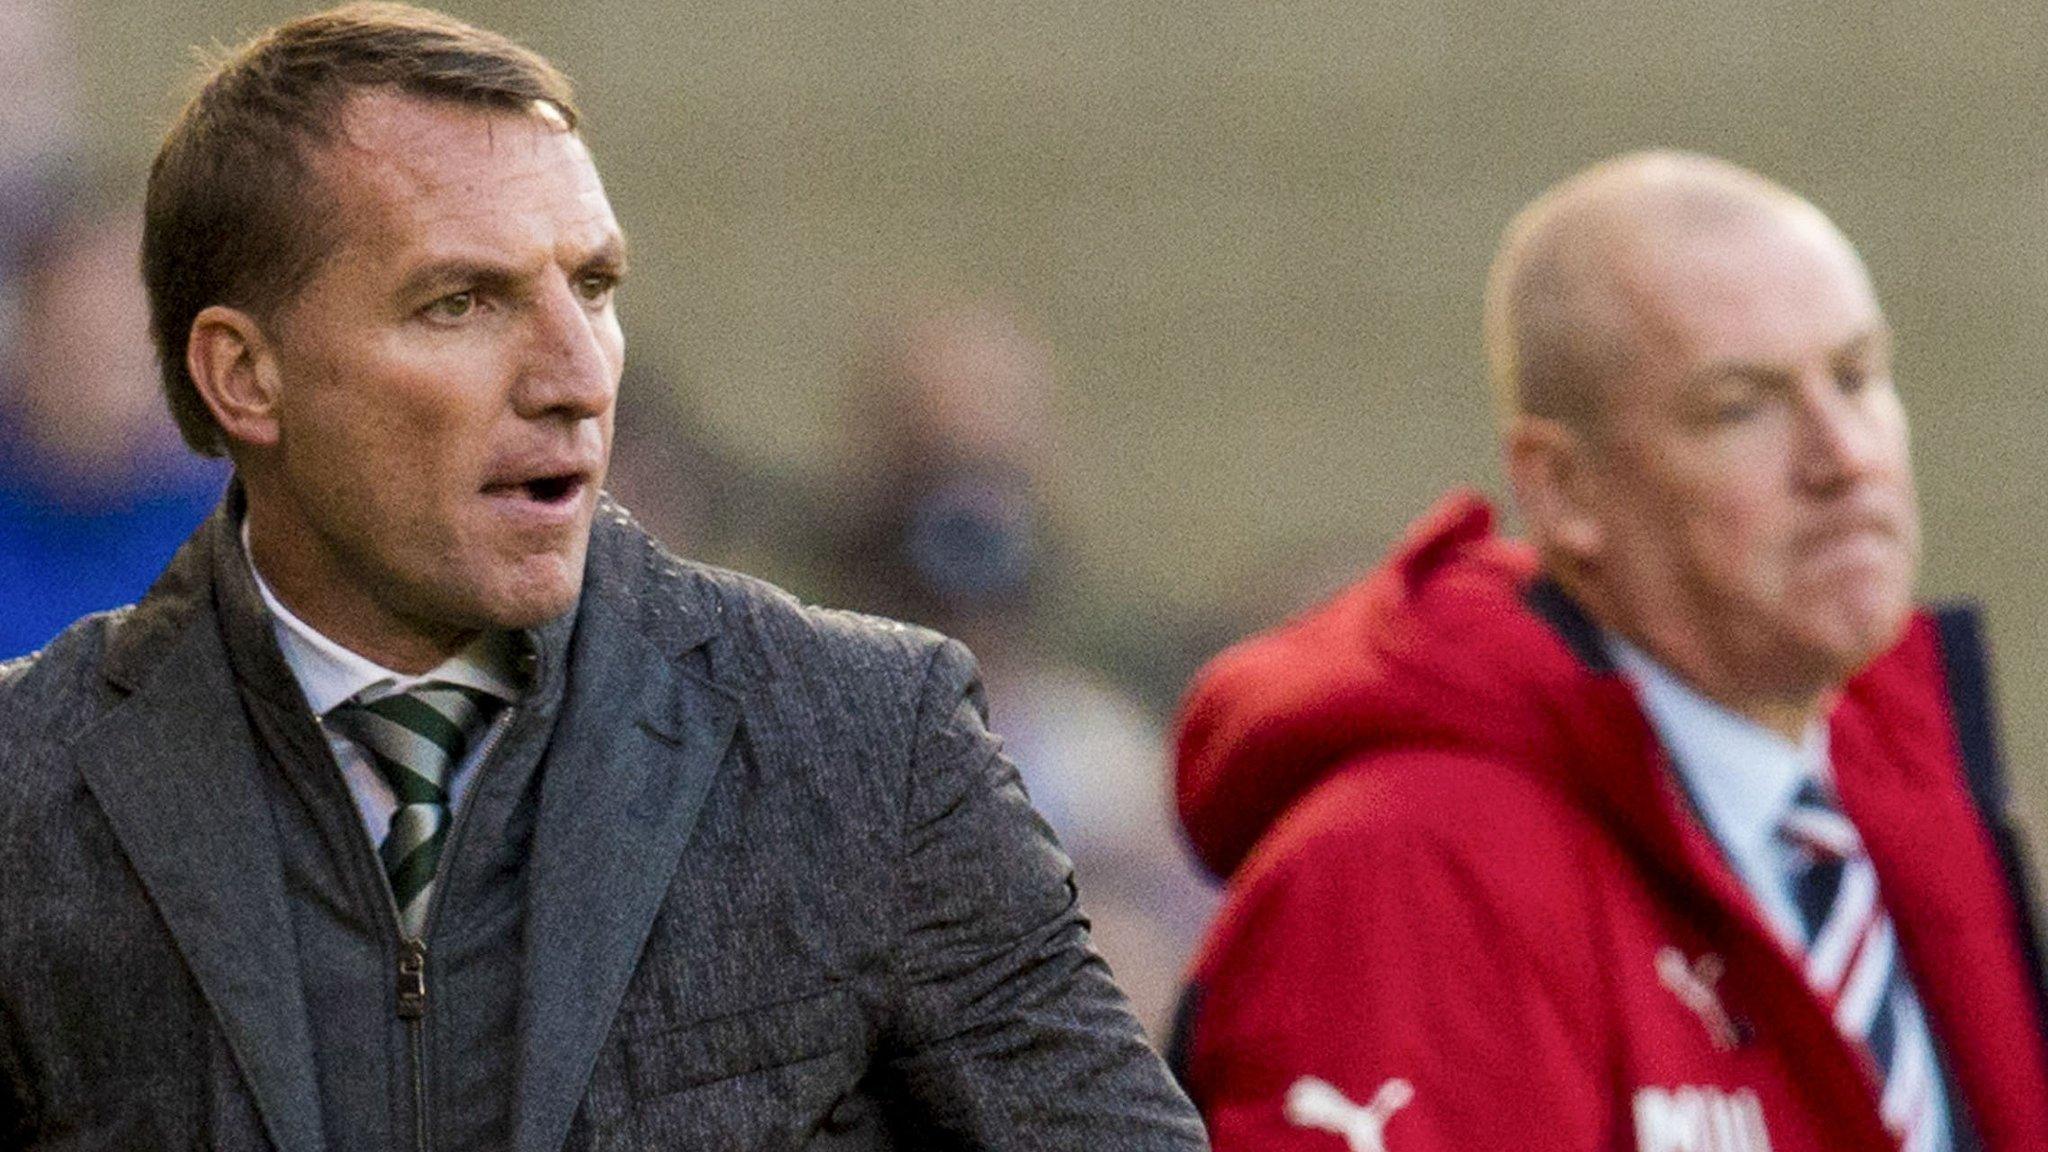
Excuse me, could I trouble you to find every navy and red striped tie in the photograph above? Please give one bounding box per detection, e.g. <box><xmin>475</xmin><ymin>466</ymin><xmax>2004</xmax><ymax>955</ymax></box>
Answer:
<box><xmin>1779</xmin><ymin>778</ymin><xmax>1947</xmax><ymax>1152</ymax></box>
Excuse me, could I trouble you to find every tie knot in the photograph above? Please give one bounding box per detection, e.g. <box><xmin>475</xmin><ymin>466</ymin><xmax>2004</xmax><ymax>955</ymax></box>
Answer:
<box><xmin>1778</xmin><ymin>777</ymin><xmax>1861</xmax><ymax>860</ymax></box>
<box><xmin>326</xmin><ymin>682</ymin><xmax>503</xmax><ymax>802</ymax></box>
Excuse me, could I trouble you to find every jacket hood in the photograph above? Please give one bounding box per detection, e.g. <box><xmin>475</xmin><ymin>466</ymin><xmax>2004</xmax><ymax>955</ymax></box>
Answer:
<box><xmin>1174</xmin><ymin>491</ymin><xmax>1663</xmax><ymax>879</ymax></box>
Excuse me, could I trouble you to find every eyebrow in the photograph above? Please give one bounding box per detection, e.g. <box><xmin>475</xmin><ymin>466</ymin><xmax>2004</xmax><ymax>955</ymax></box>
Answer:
<box><xmin>586</xmin><ymin>233</ymin><xmax>631</xmax><ymax>279</ymax></box>
<box><xmin>395</xmin><ymin>233</ymin><xmax>631</xmax><ymax>303</ymax></box>
<box><xmin>1685</xmin><ymin>323</ymin><xmax>1895</xmax><ymax>388</ymax></box>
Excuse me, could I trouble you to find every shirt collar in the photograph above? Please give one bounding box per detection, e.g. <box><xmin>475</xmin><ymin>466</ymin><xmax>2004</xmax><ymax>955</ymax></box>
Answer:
<box><xmin>1605</xmin><ymin>631</ymin><xmax>1828</xmax><ymax>860</ymax></box>
<box><xmin>241</xmin><ymin>520</ymin><xmax>523</xmax><ymax>716</ymax></box>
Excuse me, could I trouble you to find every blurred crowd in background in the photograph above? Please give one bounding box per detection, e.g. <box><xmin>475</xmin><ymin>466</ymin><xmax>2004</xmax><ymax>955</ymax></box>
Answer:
<box><xmin>0</xmin><ymin>3</ymin><xmax>230</xmax><ymax>663</ymax></box>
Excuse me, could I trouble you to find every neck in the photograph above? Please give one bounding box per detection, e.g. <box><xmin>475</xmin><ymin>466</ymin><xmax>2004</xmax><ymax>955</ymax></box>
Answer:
<box><xmin>1736</xmin><ymin>695</ymin><xmax>1828</xmax><ymax>744</ymax></box>
<box><xmin>1627</xmin><ymin>634</ymin><xmax>1830</xmax><ymax>741</ymax></box>
<box><xmin>1557</xmin><ymin>570</ymin><xmax>1832</xmax><ymax>743</ymax></box>
<box><xmin>1629</xmin><ymin>640</ymin><xmax>1830</xmax><ymax>743</ymax></box>
<box><xmin>242</xmin><ymin>502</ymin><xmax>475</xmax><ymax>677</ymax></box>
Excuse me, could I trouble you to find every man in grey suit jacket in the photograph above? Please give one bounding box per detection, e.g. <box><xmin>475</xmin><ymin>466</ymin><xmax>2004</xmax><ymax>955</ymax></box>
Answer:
<box><xmin>0</xmin><ymin>5</ymin><xmax>1207</xmax><ymax>1150</ymax></box>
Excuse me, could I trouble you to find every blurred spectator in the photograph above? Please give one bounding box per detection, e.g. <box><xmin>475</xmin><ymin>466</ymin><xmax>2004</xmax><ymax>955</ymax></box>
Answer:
<box><xmin>0</xmin><ymin>186</ymin><xmax>229</xmax><ymax>659</ymax></box>
<box><xmin>0</xmin><ymin>2</ymin><xmax>77</xmax><ymax>177</ymax></box>
<box><xmin>0</xmin><ymin>3</ymin><xmax>224</xmax><ymax>659</ymax></box>
<box><xmin>822</xmin><ymin>300</ymin><xmax>1215</xmax><ymax>1039</ymax></box>
<box><xmin>605</xmin><ymin>357</ymin><xmax>822</xmax><ymax>591</ymax></box>
<box><xmin>1</xmin><ymin>0</ymin><xmax>82</xmax><ymax>384</ymax></box>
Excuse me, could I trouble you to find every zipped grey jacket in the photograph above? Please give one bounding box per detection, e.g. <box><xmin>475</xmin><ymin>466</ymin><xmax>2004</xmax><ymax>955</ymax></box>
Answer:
<box><xmin>0</xmin><ymin>489</ymin><xmax>1207</xmax><ymax>1152</ymax></box>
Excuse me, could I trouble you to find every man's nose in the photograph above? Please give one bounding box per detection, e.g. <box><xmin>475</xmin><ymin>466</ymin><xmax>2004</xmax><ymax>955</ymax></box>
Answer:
<box><xmin>1795</xmin><ymin>381</ymin><xmax>1887</xmax><ymax>490</ymax></box>
<box><xmin>512</xmin><ymin>274</ymin><xmax>619</xmax><ymax>421</ymax></box>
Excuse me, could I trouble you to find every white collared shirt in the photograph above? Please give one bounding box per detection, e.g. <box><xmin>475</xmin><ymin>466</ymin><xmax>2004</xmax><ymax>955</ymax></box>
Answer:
<box><xmin>1605</xmin><ymin>632</ymin><xmax>1826</xmax><ymax>952</ymax></box>
<box><xmin>242</xmin><ymin>522</ymin><xmax>521</xmax><ymax>847</ymax></box>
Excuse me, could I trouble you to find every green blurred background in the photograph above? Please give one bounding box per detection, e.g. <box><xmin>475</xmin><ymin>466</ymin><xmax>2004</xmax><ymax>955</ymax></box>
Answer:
<box><xmin>63</xmin><ymin>0</ymin><xmax>2048</xmax><ymax>844</ymax></box>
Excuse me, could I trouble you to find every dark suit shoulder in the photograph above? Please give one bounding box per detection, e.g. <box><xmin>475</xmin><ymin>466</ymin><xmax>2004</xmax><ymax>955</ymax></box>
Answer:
<box><xmin>669</xmin><ymin>561</ymin><xmax>967</xmax><ymax>775</ymax></box>
<box><xmin>588</xmin><ymin>500</ymin><xmax>953</xmax><ymax>694</ymax></box>
<box><xmin>0</xmin><ymin>610</ymin><xmax>129</xmax><ymax>750</ymax></box>
<box><xmin>0</xmin><ymin>609</ymin><xmax>133</xmax><ymax>821</ymax></box>
<box><xmin>707</xmin><ymin>565</ymin><xmax>947</xmax><ymax>679</ymax></box>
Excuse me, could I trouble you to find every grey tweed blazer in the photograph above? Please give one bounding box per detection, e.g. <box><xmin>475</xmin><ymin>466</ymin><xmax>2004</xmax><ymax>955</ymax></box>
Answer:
<box><xmin>0</xmin><ymin>493</ymin><xmax>1207</xmax><ymax>1151</ymax></box>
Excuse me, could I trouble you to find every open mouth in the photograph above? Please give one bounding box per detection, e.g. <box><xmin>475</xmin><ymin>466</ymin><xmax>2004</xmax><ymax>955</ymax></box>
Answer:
<box><xmin>522</xmin><ymin>474</ymin><xmax>581</xmax><ymax>504</ymax></box>
<box><xmin>485</xmin><ymin>472</ymin><xmax>586</xmax><ymax>509</ymax></box>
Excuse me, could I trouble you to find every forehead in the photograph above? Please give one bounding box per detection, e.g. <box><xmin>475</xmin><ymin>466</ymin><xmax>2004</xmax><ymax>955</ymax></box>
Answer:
<box><xmin>1616</xmin><ymin>210</ymin><xmax>1881</xmax><ymax>374</ymax></box>
<box><xmin>308</xmin><ymin>91</ymin><xmax>618</xmax><ymax>273</ymax></box>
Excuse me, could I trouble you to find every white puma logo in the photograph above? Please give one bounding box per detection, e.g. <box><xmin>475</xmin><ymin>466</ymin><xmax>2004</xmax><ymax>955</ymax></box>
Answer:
<box><xmin>1284</xmin><ymin>1076</ymin><xmax>1414</xmax><ymax>1152</ymax></box>
<box><xmin>1656</xmin><ymin>947</ymin><xmax>1739</xmax><ymax>1051</ymax></box>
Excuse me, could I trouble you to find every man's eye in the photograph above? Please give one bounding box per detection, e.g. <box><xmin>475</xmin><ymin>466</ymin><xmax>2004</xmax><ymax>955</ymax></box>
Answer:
<box><xmin>427</xmin><ymin>291</ymin><xmax>477</xmax><ymax>320</ymax></box>
<box><xmin>577</xmin><ymin>273</ymin><xmax>619</xmax><ymax>304</ymax></box>
<box><xmin>1704</xmin><ymin>390</ymin><xmax>1763</xmax><ymax>424</ymax></box>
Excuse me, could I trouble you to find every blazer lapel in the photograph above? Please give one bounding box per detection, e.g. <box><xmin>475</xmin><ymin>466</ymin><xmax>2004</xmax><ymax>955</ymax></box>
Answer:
<box><xmin>512</xmin><ymin>598</ymin><xmax>740</xmax><ymax>1152</ymax></box>
<box><xmin>75</xmin><ymin>618</ymin><xmax>327</xmax><ymax>1152</ymax></box>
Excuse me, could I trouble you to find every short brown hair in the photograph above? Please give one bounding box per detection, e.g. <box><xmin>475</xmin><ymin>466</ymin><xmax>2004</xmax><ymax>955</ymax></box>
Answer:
<box><xmin>142</xmin><ymin>2</ymin><xmax>579</xmax><ymax>456</ymax></box>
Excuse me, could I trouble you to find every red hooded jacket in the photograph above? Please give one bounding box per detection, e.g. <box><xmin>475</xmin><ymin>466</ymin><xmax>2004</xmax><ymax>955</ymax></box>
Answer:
<box><xmin>1171</xmin><ymin>493</ymin><xmax>2048</xmax><ymax>1152</ymax></box>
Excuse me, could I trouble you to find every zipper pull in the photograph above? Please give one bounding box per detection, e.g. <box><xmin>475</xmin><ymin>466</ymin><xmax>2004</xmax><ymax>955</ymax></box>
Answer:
<box><xmin>396</xmin><ymin>939</ymin><xmax>428</xmax><ymax>1020</ymax></box>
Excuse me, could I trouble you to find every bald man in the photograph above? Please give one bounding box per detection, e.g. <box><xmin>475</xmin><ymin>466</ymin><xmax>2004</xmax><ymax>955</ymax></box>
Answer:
<box><xmin>1167</xmin><ymin>152</ymin><xmax>2048</xmax><ymax>1152</ymax></box>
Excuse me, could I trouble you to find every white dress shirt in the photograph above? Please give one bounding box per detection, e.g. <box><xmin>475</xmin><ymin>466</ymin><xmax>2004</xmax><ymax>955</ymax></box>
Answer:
<box><xmin>242</xmin><ymin>524</ymin><xmax>522</xmax><ymax>848</ymax></box>
<box><xmin>1606</xmin><ymin>633</ymin><xmax>1820</xmax><ymax>950</ymax></box>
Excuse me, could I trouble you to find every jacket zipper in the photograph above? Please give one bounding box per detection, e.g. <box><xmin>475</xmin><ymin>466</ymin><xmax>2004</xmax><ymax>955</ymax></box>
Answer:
<box><xmin>389</xmin><ymin>707</ymin><xmax>516</xmax><ymax>1152</ymax></box>
<box><xmin>397</xmin><ymin>937</ymin><xmax>429</xmax><ymax>1152</ymax></box>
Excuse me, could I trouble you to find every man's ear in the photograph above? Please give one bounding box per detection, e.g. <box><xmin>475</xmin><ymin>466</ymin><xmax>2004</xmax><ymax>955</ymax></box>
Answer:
<box><xmin>187</xmin><ymin>305</ymin><xmax>285</xmax><ymax>449</ymax></box>
<box><xmin>1505</xmin><ymin>413</ymin><xmax>1605</xmax><ymax>563</ymax></box>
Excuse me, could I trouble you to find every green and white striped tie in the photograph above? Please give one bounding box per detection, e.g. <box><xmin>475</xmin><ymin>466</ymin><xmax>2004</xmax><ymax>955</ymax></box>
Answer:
<box><xmin>326</xmin><ymin>684</ymin><xmax>502</xmax><ymax>938</ymax></box>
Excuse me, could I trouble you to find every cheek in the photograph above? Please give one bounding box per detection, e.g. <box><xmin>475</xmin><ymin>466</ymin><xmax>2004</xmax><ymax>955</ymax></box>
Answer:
<box><xmin>295</xmin><ymin>361</ymin><xmax>482</xmax><ymax>480</ymax></box>
<box><xmin>271</xmin><ymin>321</ymin><xmax>507</xmax><ymax>542</ymax></box>
<box><xmin>1668</xmin><ymin>484</ymin><xmax>1792</xmax><ymax>597</ymax></box>
<box><xmin>294</xmin><ymin>391</ymin><xmax>425</xmax><ymax>488</ymax></box>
